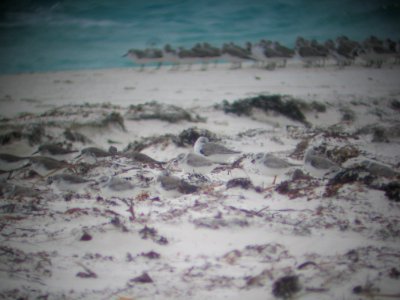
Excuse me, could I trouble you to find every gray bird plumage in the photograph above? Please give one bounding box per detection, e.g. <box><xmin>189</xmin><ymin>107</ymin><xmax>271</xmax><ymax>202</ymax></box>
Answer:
<box><xmin>194</xmin><ymin>137</ymin><xmax>240</xmax><ymax>156</ymax></box>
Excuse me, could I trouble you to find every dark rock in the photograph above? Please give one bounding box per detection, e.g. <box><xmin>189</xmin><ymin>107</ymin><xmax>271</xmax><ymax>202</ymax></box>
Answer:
<box><xmin>272</xmin><ymin>275</ymin><xmax>301</xmax><ymax>299</ymax></box>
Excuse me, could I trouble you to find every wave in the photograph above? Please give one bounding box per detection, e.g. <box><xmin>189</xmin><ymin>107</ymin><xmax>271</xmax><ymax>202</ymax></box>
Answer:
<box><xmin>0</xmin><ymin>0</ymin><xmax>399</xmax><ymax>74</ymax></box>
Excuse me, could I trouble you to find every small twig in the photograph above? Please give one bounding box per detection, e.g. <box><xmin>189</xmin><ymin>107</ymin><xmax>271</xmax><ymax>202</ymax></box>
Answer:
<box><xmin>127</xmin><ymin>199</ymin><xmax>135</xmax><ymax>221</ymax></box>
<box><xmin>76</xmin><ymin>262</ymin><xmax>97</xmax><ymax>278</ymax></box>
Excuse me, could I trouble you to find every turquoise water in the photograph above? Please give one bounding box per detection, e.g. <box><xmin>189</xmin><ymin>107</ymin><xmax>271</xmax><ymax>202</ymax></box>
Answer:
<box><xmin>0</xmin><ymin>0</ymin><xmax>399</xmax><ymax>74</ymax></box>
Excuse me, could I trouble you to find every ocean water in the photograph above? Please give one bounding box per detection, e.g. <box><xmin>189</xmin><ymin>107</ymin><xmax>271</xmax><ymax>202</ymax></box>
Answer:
<box><xmin>0</xmin><ymin>0</ymin><xmax>399</xmax><ymax>74</ymax></box>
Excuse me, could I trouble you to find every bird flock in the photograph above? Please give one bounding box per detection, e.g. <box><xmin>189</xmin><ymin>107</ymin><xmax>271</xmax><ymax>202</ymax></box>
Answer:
<box><xmin>124</xmin><ymin>35</ymin><xmax>400</xmax><ymax>70</ymax></box>
<box><xmin>1</xmin><ymin>135</ymin><xmax>354</xmax><ymax>199</ymax></box>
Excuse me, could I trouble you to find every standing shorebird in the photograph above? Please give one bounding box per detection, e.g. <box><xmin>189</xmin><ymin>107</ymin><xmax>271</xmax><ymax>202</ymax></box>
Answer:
<box><xmin>221</xmin><ymin>42</ymin><xmax>254</xmax><ymax>69</ymax></box>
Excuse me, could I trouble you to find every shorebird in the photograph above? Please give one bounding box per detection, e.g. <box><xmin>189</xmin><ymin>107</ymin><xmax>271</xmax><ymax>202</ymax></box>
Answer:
<box><xmin>123</xmin><ymin>151</ymin><xmax>165</xmax><ymax>167</ymax></box>
<box><xmin>175</xmin><ymin>152</ymin><xmax>224</xmax><ymax>174</ymax></box>
<box><xmin>177</xmin><ymin>47</ymin><xmax>200</xmax><ymax>70</ymax></box>
<box><xmin>252</xmin><ymin>152</ymin><xmax>301</xmax><ymax>184</ymax></box>
<box><xmin>76</xmin><ymin>146</ymin><xmax>116</xmax><ymax>163</ymax></box>
<box><xmin>33</xmin><ymin>143</ymin><xmax>78</xmax><ymax>160</ymax></box>
<box><xmin>295</xmin><ymin>37</ymin><xmax>328</xmax><ymax>67</ymax></box>
<box><xmin>193</xmin><ymin>137</ymin><xmax>240</xmax><ymax>163</ymax></box>
<box><xmin>123</xmin><ymin>48</ymin><xmax>164</xmax><ymax>70</ymax></box>
<box><xmin>221</xmin><ymin>42</ymin><xmax>253</xmax><ymax>68</ymax></box>
<box><xmin>28</xmin><ymin>156</ymin><xmax>73</xmax><ymax>177</ymax></box>
<box><xmin>0</xmin><ymin>153</ymin><xmax>30</xmax><ymax>171</ymax></box>
<box><xmin>0</xmin><ymin>181</ymin><xmax>40</xmax><ymax>198</ymax></box>
<box><xmin>326</xmin><ymin>36</ymin><xmax>359</xmax><ymax>67</ymax></box>
<box><xmin>101</xmin><ymin>176</ymin><xmax>135</xmax><ymax>192</ymax></box>
<box><xmin>47</xmin><ymin>173</ymin><xmax>92</xmax><ymax>192</ymax></box>
<box><xmin>162</xmin><ymin>44</ymin><xmax>180</xmax><ymax>70</ymax></box>
<box><xmin>191</xmin><ymin>43</ymin><xmax>221</xmax><ymax>70</ymax></box>
<box><xmin>304</xmin><ymin>148</ymin><xmax>340</xmax><ymax>178</ymax></box>
<box><xmin>250</xmin><ymin>40</ymin><xmax>294</xmax><ymax>69</ymax></box>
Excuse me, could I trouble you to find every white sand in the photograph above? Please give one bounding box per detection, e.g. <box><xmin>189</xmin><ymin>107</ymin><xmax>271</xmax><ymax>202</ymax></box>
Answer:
<box><xmin>1</xmin><ymin>65</ymin><xmax>399</xmax><ymax>116</ymax></box>
<box><xmin>0</xmin><ymin>64</ymin><xmax>400</xmax><ymax>299</ymax></box>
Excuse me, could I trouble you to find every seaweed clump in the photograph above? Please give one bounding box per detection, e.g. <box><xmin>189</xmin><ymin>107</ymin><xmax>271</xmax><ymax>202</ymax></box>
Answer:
<box><xmin>175</xmin><ymin>127</ymin><xmax>218</xmax><ymax>146</ymax></box>
<box><xmin>126</xmin><ymin>101</ymin><xmax>204</xmax><ymax>123</ymax></box>
<box><xmin>272</xmin><ymin>275</ymin><xmax>301</xmax><ymax>299</ymax></box>
<box><xmin>219</xmin><ymin>95</ymin><xmax>309</xmax><ymax>125</ymax></box>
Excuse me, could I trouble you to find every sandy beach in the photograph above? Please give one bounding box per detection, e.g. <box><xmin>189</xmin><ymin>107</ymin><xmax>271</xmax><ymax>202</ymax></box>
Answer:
<box><xmin>1</xmin><ymin>64</ymin><xmax>400</xmax><ymax>299</ymax></box>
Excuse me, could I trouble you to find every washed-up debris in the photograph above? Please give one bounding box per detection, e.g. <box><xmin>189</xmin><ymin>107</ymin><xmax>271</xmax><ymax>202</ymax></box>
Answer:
<box><xmin>76</xmin><ymin>262</ymin><xmax>98</xmax><ymax>278</ymax></box>
<box><xmin>80</xmin><ymin>232</ymin><xmax>93</xmax><ymax>241</ymax></box>
<box><xmin>325</xmin><ymin>144</ymin><xmax>360</xmax><ymax>164</ymax></box>
<box><xmin>272</xmin><ymin>275</ymin><xmax>301</xmax><ymax>299</ymax></box>
<box><xmin>339</xmin><ymin>106</ymin><xmax>356</xmax><ymax>122</ymax></box>
<box><xmin>0</xmin><ymin>123</ymin><xmax>46</xmax><ymax>146</ymax></box>
<box><xmin>0</xmin><ymin>130</ymin><xmax>22</xmax><ymax>145</ymax></box>
<box><xmin>390</xmin><ymin>99</ymin><xmax>400</xmax><ymax>111</ymax></box>
<box><xmin>356</xmin><ymin>123</ymin><xmax>400</xmax><ymax>140</ymax></box>
<box><xmin>289</xmin><ymin>139</ymin><xmax>309</xmax><ymax>160</ymax></box>
<box><xmin>140</xmin><ymin>251</ymin><xmax>161</xmax><ymax>259</ymax></box>
<box><xmin>124</xmin><ymin>134</ymin><xmax>174</xmax><ymax>152</ymax></box>
<box><xmin>70</xmin><ymin>112</ymin><xmax>126</xmax><ymax>131</ymax></box>
<box><xmin>325</xmin><ymin>160</ymin><xmax>399</xmax><ymax>197</ymax></box>
<box><xmin>383</xmin><ymin>182</ymin><xmax>400</xmax><ymax>202</ymax></box>
<box><xmin>276</xmin><ymin>177</ymin><xmax>320</xmax><ymax>199</ymax></box>
<box><xmin>158</xmin><ymin>171</ymin><xmax>199</xmax><ymax>194</ymax></box>
<box><xmin>174</xmin><ymin>127</ymin><xmax>218</xmax><ymax>146</ymax></box>
<box><xmin>218</xmin><ymin>95</ymin><xmax>309</xmax><ymax>125</ymax></box>
<box><xmin>226</xmin><ymin>177</ymin><xmax>254</xmax><ymax>190</ymax></box>
<box><xmin>63</xmin><ymin>128</ymin><xmax>92</xmax><ymax>143</ymax></box>
<box><xmin>0</xmin><ymin>245</ymin><xmax>52</xmax><ymax>282</ymax></box>
<box><xmin>193</xmin><ymin>216</ymin><xmax>249</xmax><ymax>229</ymax></box>
<box><xmin>139</xmin><ymin>226</ymin><xmax>168</xmax><ymax>245</ymax></box>
<box><xmin>126</xmin><ymin>101</ymin><xmax>204</xmax><ymax>123</ymax></box>
<box><xmin>130</xmin><ymin>272</ymin><xmax>153</xmax><ymax>284</ymax></box>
